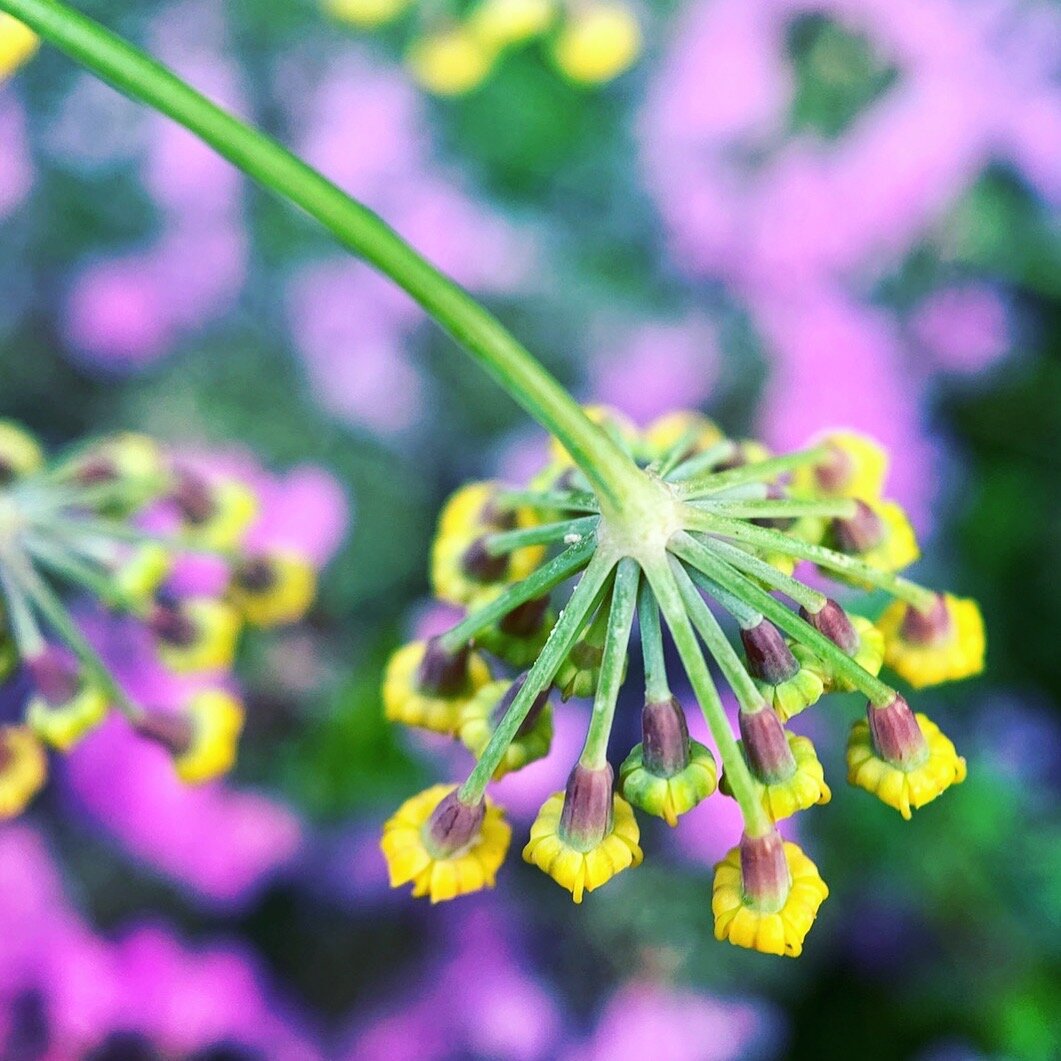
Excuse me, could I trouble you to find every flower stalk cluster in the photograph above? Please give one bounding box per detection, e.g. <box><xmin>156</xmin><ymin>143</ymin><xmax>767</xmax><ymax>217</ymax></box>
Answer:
<box><xmin>0</xmin><ymin>421</ymin><xmax>319</xmax><ymax>816</ymax></box>
<box><xmin>381</xmin><ymin>412</ymin><xmax>984</xmax><ymax>957</ymax></box>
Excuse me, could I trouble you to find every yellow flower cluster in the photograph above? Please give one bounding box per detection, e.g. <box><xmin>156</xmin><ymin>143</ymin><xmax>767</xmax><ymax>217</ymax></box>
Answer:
<box><xmin>877</xmin><ymin>594</ymin><xmax>985</xmax><ymax>689</ymax></box>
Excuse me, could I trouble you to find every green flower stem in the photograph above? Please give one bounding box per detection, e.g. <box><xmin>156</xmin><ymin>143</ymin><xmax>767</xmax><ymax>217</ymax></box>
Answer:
<box><xmin>495</xmin><ymin>489</ymin><xmax>600</xmax><ymax>514</ymax></box>
<box><xmin>637</xmin><ymin>582</ymin><xmax>670</xmax><ymax>703</ymax></box>
<box><xmin>683</xmin><ymin>510</ymin><xmax>937</xmax><ymax>610</ymax></box>
<box><xmin>670</xmin><ymin>532</ymin><xmax>895</xmax><ymax>705</ymax></box>
<box><xmin>42</xmin><ymin>515</ymin><xmax>236</xmax><ymax>562</ymax></box>
<box><xmin>696</xmin><ymin>535</ymin><xmax>826</xmax><ymax>613</ymax></box>
<box><xmin>681</xmin><ymin>563</ymin><xmax>762</xmax><ymax>630</ymax></box>
<box><xmin>24</xmin><ymin>534</ymin><xmax>130</xmax><ymax>608</ymax></box>
<box><xmin>641</xmin><ymin>554</ymin><xmax>771</xmax><ymax>838</ymax></box>
<box><xmin>691</xmin><ymin>499</ymin><xmax>857</xmax><ymax>520</ymax></box>
<box><xmin>485</xmin><ymin>515</ymin><xmax>599</xmax><ymax>557</ymax></box>
<box><xmin>676</xmin><ymin>447</ymin><xmax>829</xmax><ymax>498</ymax></box>
<box><xmin>665</xmin><ymin>442</ymin><xmax>736</xmax><ymax>483</ymax></box>
<box><xmin>459</xmin><ymin>548</ymin><xmax>616</xmax><ymax>804</ymax></box>
<box><xmin>579</xmin><ymin>558</ymin><xmax>639</xmax><ymax>770</ymax></box>
<box><xmin>0</xmin><ymin>562</ymin><xmax>46</xmax><ymax>657</ymax></box>
<box><xmin>669</xmin><ymin>558</ymin><xmax>766</xmax><ymax>711</ymax></box>
<box><xmin>4</xmin><ymin>548</ymin><xmax>145</xmax><ymax>721</ymax></box>
<box><xmin>437</xmin><ymin>535</ymin><xmax>595</xmax><ymax>653</ymax></box>
<box><xmin>1</xmin><ymin>0</ymin><xmax>644</xmax><ymax>512</ymax></box>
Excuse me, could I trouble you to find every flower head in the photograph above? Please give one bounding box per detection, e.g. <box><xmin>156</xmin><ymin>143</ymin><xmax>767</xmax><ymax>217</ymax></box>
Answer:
<box><xmin>0</xmin><ymin>725</ymin><xmax>47</xmax><ymax>818</ymax></box>
<box><xmin>713</xmin><ymin>832</ymin><xmax>829</xmax><ymax>957</ymax></box>
<box><xmin>151</xmin><ymin>595</ymin><xmax>242</xmax><ymax>673</ymax></box>
<box><xmin>877</xmin><ymin>593</ymin><xmax>986</xmax><ymax>689</ymax></box>
<box><xmin>24</xmin><ymin>648</ymin><xmax>109</xmax><ymax>751</ymax></box>
<box><xmin>381</xmin><ymin>784</ymin><xmax>511</xmax><ymax>902</ymax></box>
<box><xmin>469</xmin><ymin>0</ymin><xmax>555</xmax><ymax>50</ymax></box>
<box><xmin>170</xmin><ymin>468</ymin><xmax>258</xmax><ymax>550</ymax></box>
<box><xmin>551</xmin><ymin>2</ymin><xmax>641</xmax><ymax>85</ymax></box>
<box><xmin>847</xmin><ymin>696</ymin><xmax>967</xmax><ymax>819</ymax></box>
<box><xmin>228</xmin><ymin>550</ymin><xmax>316</xmax><ymax>627</ymax></box>
<box><xmin>741</xmin><ymin>619</ymin><xmax>824</xmax><ymax>721</ymax></box>
<box><xmin>828</xmin><ymin>499</ymin><xmax>919</xmax><ymax>576</ymax></box>
<box><xmin>792</xmin><ymin>431</ymin><xmax>888</xmax><ymax>500</ymax></box>
<box><xmin>407</xmin><ymin>27</ymin><xmax>495</xmax><ymax>97</ymax></box>
<box><xmin>0</xmin><ymin>15</ymin><xmax>37</xmax><ymax>82</ymax></box>
<box><xmin>458</xmin><ymin>675</ymin><xmax>553</xmax><ymax>779</ymax></box>
<box><xmin>800</xmin><ymin>601</ymin><xmax>885</xmax><ymax>693</ymax></box>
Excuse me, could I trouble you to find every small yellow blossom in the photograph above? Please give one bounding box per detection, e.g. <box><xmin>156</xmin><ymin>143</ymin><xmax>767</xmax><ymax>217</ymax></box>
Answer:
<box><xmin>0</xmin><ymin>419</ymin><xmax>44</xmax><ymax>481</ymax></box>
<box><xmin>829</xmin><ymin>499</ymin><xmax>919</xmax><ymax>577</ymax></box>
<box><xmin>155</xmin><ymin>598</ymin><xmax>242</xmax><ymax>673</ymax></box>
<box><xmin>810</xmin><ymin>615</ymin><xmax>885</xmax><ymax>694</ymax></box>
<box><xmin>470</xmin><ymin>0</ymin><xmax>555</xmax><ymax>49</ymax></box>
<box><xmin>0</xmin><ymin>726</ymin><xmax>47</xmax><ymax>819</ymax></box>
<box><xmin>325</xmin><ymin>0</ymin><xmax>412</xmax><ymax>28</ymax></box>
<box><xmin>114</xmin><ymin>544</ymin><xmax>171</xmax><ymax>606</ymax></box>
<box><xmin>713</xmin><ymin>841</ymin><xmax>829</xmax><ymax>957</ymax></box>
<box><xmin>457</xmin><ymin>678</ymin><xmax>553</xmax><ymax>778</ymax></box>
<box><xmin>26</xmin><ymin>682</ymin><xmax>108</xmax><ymax>752</ymax></box>
<box><xmin>0</xmin><ymin>15</ymin><xmax>37</xmax><ymax>82</ymax></box>
<box><xmin>381</xmin><ymin>784</ymin><xmax>511</xmax><ymax>902</ymax></box>
<box><xmin>753</xmin><ymin>645</ymin><xmax>824</xmax><ymax>722</ymax></box>
<box><xmin>793</xmin><ymin>430</ymin><xmax>888</xmax><ymax>500</ymax></box>
<box><xmin>176</xmin><ymin>476</ymin><xmax>258</xmax><ymax>551</ymax></box>
<box><xmin>172</xmin><ymin>690</ymin><xmax>245</xmax><ymax>783</ymax></box>
<box><xmin>619</xmin><ymin>740</ymin><xmax>717</xmax><ymax>826</ymax></box>
<box><xmin>638</xmin><ymin>410</ymin><xmax>725</xmax><ymax>466</ymax></box>
<box><xmin>382</xmin><ymin>640</ymin><xmax>492</xmax><ymax>734</ymax></box>
<box><xmin>847</xmin><ymin>712</ymin><xmax>966</xmax><ymax>820</ymax></box>
<box><xmin>754</xmin><ymin>735</ymin><xmax>831</xmax><ymax>822</ymax></box>
<box><xmin>229</xmin><ymin>551</ymin><xmax>316</xmax><ymax>627</ymax></box>
<box><xmin>522</xmin><ymin>790</ymin><xmax>642</xmax><ymax>902</ymax></box>
<box><xmin>551</xmin><ymin>2</ymin><xmax>641</xmax><ymax>84</ymax></box>
<box><xmin>877</xmin><ymin>594</ymin><xmax>985</xmax><ymax>689</ymax></box>
<box><xmin>408</xmin><ymin>27</ymin><xmax>496</xmax><ymax>96</ymax></box>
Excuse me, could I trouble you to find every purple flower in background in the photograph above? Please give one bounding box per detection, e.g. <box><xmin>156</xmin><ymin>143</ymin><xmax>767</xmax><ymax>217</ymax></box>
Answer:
<box><xmin>0</xmin><ymin>95</ymin><xmax>31</xmax><ymax>219</ymax></box>
<box><xmin>910</xmin><ymin>285</ymin><xmax>1010</xmax><ymax>375</ymax></box>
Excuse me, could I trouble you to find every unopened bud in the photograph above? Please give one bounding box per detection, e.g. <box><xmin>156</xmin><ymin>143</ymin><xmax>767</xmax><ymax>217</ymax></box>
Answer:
<box><xmin>868</xmin><ymin>694</ymin><xmax>928</xmax><ymax>769</ymax></box>
<box><xmin>641</xmin><ymin>696</ymin><xmax>690</xmax><ymax>777</ymax></box>
<box><xmin>739</xmin><ymin>707</ymin><xmax>797</xmax><ymax>784</ymax></box>
<box><xmin>899</xmin><ymin>594</ymin><xmax>952</xmax><ymax>646</ymax></box>
<box><xmin>135</xmin><ymin>711</ymin><xmax>194</xmax><ymax>757</ymax></box>
<box><xmin>741</xmin><ymin>620</ymin><xmax>799</xmax><ymax>685</ymax></box>
<box><xmin>800</xmin><ymin>599</ymin><xmax>859</xmax><ymax>655</ymax></box>
<box><xmin>416</xmin><ymin>637</ymin><xmax>471</xmax><ymax>697</ymax></box>
<box><xmin>461</xmin><ymin>537</ymin><xmax>509</xmax><ymax>582</ymax></box>
<box><xmin>489</xmin><ymin>673</ymin><xmax>550</xmax><ymax>738</ymax></box>
<box><xmin>831</xmin><ymin>501</ymin><xmax>885</xmax><ymax>554</ymax></box>
<box><xmin>739</xmin><ymin>829</ymin><xmax>791</xmax><ymax>913</ymax></box>
<box><xmin>26</xmin><ymin>648</ymin><xmax>80</xmax><ymax>706</ymax></box>
<box><xmin>559</xmin><ymin>763</ymin><xmax>614</xmax><ymax>851</ymax></box>
<box><xmin>499</xmin><ymin>595</ymin><xmax>550</xmax><ymax>638</ymax></box>
<box><xmin>424</xmin><ymin>789</ymin><xmax>485</xmax><ymax>858</ymax></box>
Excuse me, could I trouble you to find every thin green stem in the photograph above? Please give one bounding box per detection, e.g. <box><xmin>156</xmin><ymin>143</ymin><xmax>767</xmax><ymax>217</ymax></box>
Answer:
<box><xmin>41</xmin><ymin>515</ymin><xmax>235</xmax><ymax>562</ymax></box>
<box><xmin>24</xmin><ymin>534</ymin><xmax>129</xmax><ymax>608</ymax></box>
<box><xmin>681</xmin><ymin>563</ymin><xmax>763</xmax><ymax>630</ymax></box>
<box><xmin>437</xmin><ymin>535</ymin><xmax>595</xmax><ymax>653</ymax></box>
<box><xmin>1</xmin><ymin>0</ymin><xmax>644</xmax><ymax>510</ymax></box>
<box><xmin>0</xmin><ymin>560</ymin><xmax>46</xmax><ymax>657</ymax></box>
<box><xmin>677</xmin><ymin>447</ymin><xmax>829</xmax><ymax>498</ymax></box>
<box><xmin>637</xmin><ymin>581</ymin><xmax>670</xmax><ymax>703</ymax></box>
<box><xmin>684</xmin><ymin>510</ymin><xmax>936</xmax><ymax>609</ymax></box>
<box><xmin>459</xmin><ymin>549</ymin><xmax>616</xmax><ymax>802</ymax></box>
<box><xmin>670</xmin><ymin>532</ymin><xmax>895</xmax><ymax>705</ymax></box>
<box><xmin>484</xmin><ymin>515</ymin><xmax>598</xmax><ymax>556</ymax></box>
<box><xmin>579</xmin><ymin>558</ymin><xmax>639</xmax><ymax>769</ymax></box>
<box><xmin>665</xmin><ymin>441</ymin><xmax>737</xmax><ymax>483</ymax></box>
<box><xmin>669</xmin><ymin>557</ymin><xmax>766</xmax><ymax>712</ymax></box>
<box><xmin>641</xmin><ymin>554</ymin><xmax>771</xmax><ymax>838</ymax></box>
<box><xmin>494</xmin><ymin>490</ymin><xmax>600</xmax><ymax>514</ymax></box>
<box><xmin>690</xmin><ymin>499</ymin><xmax>857</xmax><ymax>520</ymax></box>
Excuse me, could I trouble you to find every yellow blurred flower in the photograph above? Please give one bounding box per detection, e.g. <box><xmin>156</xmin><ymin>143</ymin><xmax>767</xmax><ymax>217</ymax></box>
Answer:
<box><xmin>229</xmin><ymin>551</ymin><xmax>316</xmax><ymax>627</ymax></box>
<box><xmin>408</xmin><ymin>27</ymin><xmax>496</xmax><ymax>96</ymax></box>
<box><xmin>810</xmin><ymin>614</ymin><xmax>885</xmax><ymax>694</ymax></box>
<box><xmin>792</xmin><ymin>430</ymin><xmax>888</xmax><ymax>500</ymax></box>
<box><xmin>638</xmin><ymin>410</ymin><xmax>725</xmax><ymax>466</ymax></box>
<box><xmin>551</xmin><ymin>2</ymin><xmax>641</xmax><ymax>85</ymax></box>
<box><xmin>0</xmin><ymin>419</ymin><xmax>43</xmax><ymax>482</ymax></box>
<box><xmin>325</xmin><ymin>0</ymin><xmax>413</xmax><ymax>29</ymax></box>
<box><xmin>154</xmin><ymin>597</ymin><xmax>242</xmax><ymax>673</ymax></box>
<box><xmin>0</xmin><ymin>15</ymin><xmax>37</xmax><ymax>82</ymax></box>
<box><xmin>829</xmin><ymin>499</ymin><xmax>919</xmax><ymax>577</ymax></box>
<box><xmin>877</xmin><ymin>593</ymin><xmax>985</xmax><ymax>689</ymax></box>
<box><xmin>0</xmin><ymin>726</ymin><xmax>47</xmax><ymax>819</ymax></box>
<box><xmin>548</xmin><ymin>404</ymin><xmax>638</xmax><ymax>468</ymax></box>
<box><xmin>26</xmin><ymin>681</ymin><xmax>108</xmax><ymax>752</ymax></box>
<box><xmin>470</xmin><ymin>0</ymin><xmax>555</xmax><ymax>50</ymax></box>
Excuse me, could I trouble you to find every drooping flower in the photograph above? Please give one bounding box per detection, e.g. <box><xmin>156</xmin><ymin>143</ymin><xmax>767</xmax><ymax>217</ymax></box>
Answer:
<box><xmin>458</xmin><ymin>675</ymin><xmax>554</xmax><ymax>779</ymax></box>
<box><xmin>228</xmin><ymin>550</ymin><xmax>317</xmax><ymax>627</ymax></box>
<box><xmin>791</xmin><ymin>431</ymin><xmax>888</xmax><ymax>501</ymax></box>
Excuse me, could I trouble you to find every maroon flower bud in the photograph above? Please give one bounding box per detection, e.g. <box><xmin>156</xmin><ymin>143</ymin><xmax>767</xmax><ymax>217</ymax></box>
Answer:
<box><xmin>74</xmin><ymin>455</ymin><xmax>119</xmax><ymax>485</ymax></box>
<box><xmin>460</xmin><ymin>537</ymin><xmax>509</xmax><ymax>583</ymax></box>
<box><xmin>899</xmin><ymin>594</ymin><xmax>952</xmax><ymax>647</ymax></box>
<box><xmin>499</xmin><ymin>596</ymin><xmax>550</xmax><ymax>638</ymax></box>
<box><xmin>739</xmin><ymin>829</ymin><xmax>791</xmax><ymax>912</ymax></box>
<box><xmin>559</xmin><ymin>763</ymin><xmax>614</xmax><ymax>850</ymax></box>
<box><xmin>814</xmin><ymin>443</ymin><xmax>854</xmax><ymax>493</ymax></box>
<box><xmin>149</xmin><ymin>598</ymin><xmax>197</xmax><ymax>648</ymax></box>
<box><xmin>416</xmin><ymin>638</ymin><xmax>472</xmax><ymax>697</ymax></box>
<box><xmin>233</xmin><ymin>555</ymin><xmax>277</xmax><ymax>593</ymax></box>
<box><xmin>831</xmin><ymin>500</ymin><xmax>885</xmax><ymax>554</ymax></box>
<box><xmin>799</xmin><ymin>599</ymin><xmax>859</xmax><ymax>655</ymax></box>
<box><xmin>741</xmin><ymin>620</ymin><xmax>800</xmax><ymax>685</ymax></box>
<box><xmin>171</xmin><ymin>468</ymin><xmax>216</xmax><ymax>525</ymax></box>
<box><xmin>489</xmin><ymin>673</ymin><xmax>550</xmax><ymax>738</ymax></box>
<box><xmin>135</xmin><ymin>711</ymin><xmax>194</xmax><ymax>757</ymax></box>
<box><xmin>641</xmin><ymin>696</ymin><xmax>691</xmax><ymax>777</ymax></box>
<box><xmin>868</xmin><ymin>694</ymin><xmax>928</xmax><ymax>769</ymax></box>
<box><xmin>739</xmin><ymin>707</ymin><xmax>797</xmax><ymax>783</ymax></box>
<box><xmin>26</xmin><ymin>647</ymin><xmax>81</xmax><ymax>706</ymax></box>
<box><xmin>424</xmin><ymin>789</ymin><xmax>485</xmax><ymax>858</ymax></box>
<box><xmin>479</xmin><ymin>497</ymin><xmax>517</xmax><ymax>530</ymax></box>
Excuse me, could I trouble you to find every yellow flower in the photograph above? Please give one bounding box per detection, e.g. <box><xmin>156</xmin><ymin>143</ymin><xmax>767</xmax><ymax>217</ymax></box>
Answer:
<box><xmin>407</xmin><ymin>27</ymin><xmax>496</xmax><ymax>96</ymax></box>
<box><xmin>431</xmin><ymin>482</ymin><xmax>544</xmax><ymax>609</ymax></box>
<box><xmin>154</xmin><ymin>597</ymin><xmax>242</xmax><ymax>673</ymax></box>
<box><xmin>324</xmin><ymin>0</ymin><xmax>412</xmax><ymax>29</ymax></box>
<box><xmin>229</xmin><ymin>551</ymin><xmax>316</xmax><ymax>627</ymax></box>
<box><xmin>381</xmin><ymin>784</ymin><xmax>511</xmax><ymax>902</ymax></box>
<box><xmin>470</xmin><ymin>0</ymin><xmax>555</xmax><ymax>50</ymax></box>
<box><xmin>26</xmin><ymin>682</ymin><xmax>109</xmax><ymax>752</ymax></box>
<box><xmin>877</xmin><ymin>594</ymin><xmax>985</xmax><ymax>689</ymax></box>
<box><xmin>752</xmin><ymin>645</ymin><xmax>825</xmax><ymax>722</ymax></box>
<box><xmin>474</xmin><ymin>599</ymin><xmax>554</xmax><ymax>667</ymax></box>
<box><xmin>713</xmin><ymin>840</ymin><xmax>829</xmax><ymax>958</ymax></box>
<box><xmin>638</xmin><ymin>410</ymin><xmax>725</xmax><ymax>466</ymax></box>
<box><xmin>138</xmin><ymin>690</ymin><xmax>245</xmax><ymax>784</ymax></box>
<box><xmin>382</xmin><ymin>639</ymin><xmax>493</xmax><ymax>734</ymax></box>
<box><xmin>619</xmin><ymin>740</ymin><xmax>717</xmax><ymax>826</ymax></box>
<box><xmin>755</xmin><ymin>735</ymin><xmax>831</xmax><ymax>822</ymax></box>
<box><xmin>0</xmin><ymin>15</ymin><xmax>37</xmax><ymax>81</ymax></box>
<box><xmin>829</xmin><ymin>499</ymin><xmax>919</xmax><ymax>577</ymax></box>
<box><xmin>847</xmin><ymin>712</ymin><xmax>966</xmax><ymax>820</ymax></box>
<box><xmin>522</xmin><ymin>790</ymin><xmax>642</xmax><ymax>902</ymax></box>
<box><xmin>0</xmin><ymin>419</ymin><xmax>43</xmax><ymax>482</ymax></box>
<box><xmin>66</xmin><ymin>431</ymin><xmax>165</xmax><ymax>492</ymax></box>
<box><xmin>114</xmin><ymin>544</ymin><xmax>172</xmax><ymax>606</ymax></box>
<box><xmin>548</xmin><ymin>405</ymin><xmax>638</xmax><ymax>468</ymax></box>
<box><xmin>551</xmin><ymin>2</ymin><xmax>641</xmax><ymax>84</ymax></box>
<box><xmin>0</xmin><ymin>726</ymin><xmax>47</xmax><ymax>819</ymax></box>
<box><xmin>457</xmin><ymin>678</ymin><xmax>553</xmax><ymax>779</ymax></box>
<box><xmin>792</xmin><ymin>430</ymin><xmax>888</xmax><ymax>500</ymax></box>
<box><xmin>810</xmin><ymin>615</ymin><xmax>885</xmax><ymax>694</ymax></box>
<box><xmin>174</xmin><ymin>474</ymin><xmax>258</xmax><ymax>551</ymax></box>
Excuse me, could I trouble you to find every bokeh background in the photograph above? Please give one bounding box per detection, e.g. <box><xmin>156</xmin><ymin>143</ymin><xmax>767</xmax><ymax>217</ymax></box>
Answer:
<box><xmin>1</xmin><ymin>0</ymin><xmax>1060</xmax><ymax>1057</ymax></box>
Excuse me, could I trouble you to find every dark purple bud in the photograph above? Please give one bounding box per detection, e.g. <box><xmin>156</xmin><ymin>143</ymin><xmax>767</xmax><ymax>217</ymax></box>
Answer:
<box><xmin>559</xmin><ymin>763</ymin><xmax>614</xmax><ymax>850</ymax></box>
<box><xmin>234</xmin><ymin>555</ymin><xmax>277</xmax><ymax>593</ymax></box>
<box><xmin>136</xmin><ymin>711</ymin><xmax>194</xmax><ymax>757</ymax></box>
<box><xmin>739</xmin><ymin>707</ymin><xmax>797</xmax><ymax>783</ymax></box>
<box><xmin>642</xmin><ymin>696</ymin><xmax>691</xmax><ymax>777</ymax></box>
<box><xmin>424</xmin><ymin>790</ymin><xmax>485</xmax><ymax>858</ymax></box>
<box><xmin>831</xmin><ymin>500</ymin><xmax>885</xmax><ymax>554</ymax></box>
<box><xmin>899</xmin><ymin>594</ymin><xmax>952</xmax><ymax>647</ymax></box>
<box><xmin>868</xmin><ymin>695</ymin><xmax>928</xmax><ymax>769</ymax></box>
<box><xmin>740</xmin><ymin>829</ymin><xmax>791</xmax><ymax>911</ymax></box>
<box><xmin>171</xmin><ymin>468</ymin><xmax>216</xmax><ymax>525</ymax></box>
<box><xmin>741</xmin><ymin>620</ymin><xmax>800</xmax><ymax>685</ymax></box>
<box><xmin>75</xmin><ymin>455</ymin><xmax>119</xmax><ymax>485</ymax></box>
<box><xmin>479</xmin><ymin>497</ymin><xmax>517</xmax><ymax>530</ymax></box>
<box><xmin>149</xmin><ymin>599</ymin><xmax>197</xmax><ymax>648</ymax></box>
<box><xmin>461</xmin><ymin>537</ymin><xmax>509</xmax><ymax>583</ymax></box>
<box><xmin>714</xmin><ymin>441</ymin><xmax>751</xmax><ymax>472</ymax></box>
<box><xmin>752</xmin><ymin>484</ymin><xmax>795</xmax><ymax>531</ymax></box>
<box><xmin>416</xmin><ymin>638</ymin><xmax>471</xmax><ymax>697</ymax></box>
<box><xmin>800</xmin><ymin>599</ymin><xmax>859</xmax><ymax>655</ymax></box>
<box><xmin>814</xmin><ymin>443</ymin><xmax>854</xmax><ymax>493</ymax></box>
<box><xmin>26</xmin><ymin>647</ymin><xmax>80</xmax><ymax>706</ymax></box>
<box><xmin>489</xmin><ymin>673</ymin><xmax>550</xmax><ymax>738</ymax></box>
<box><xmin>499</xmin><ymin>596</ymin><xmax>550</xmax><ymax>637</ymax></box>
